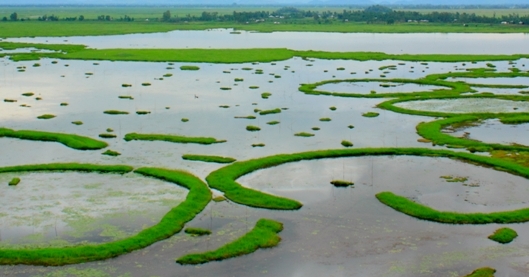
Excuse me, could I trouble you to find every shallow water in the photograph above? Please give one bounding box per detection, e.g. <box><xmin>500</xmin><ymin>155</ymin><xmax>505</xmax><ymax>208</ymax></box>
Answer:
<box><xmin>394</xmin><ymin>98</ymin><xmax>529</xmax><ymax>114</ymax></box>
<box><xmin>1</xmin><ymin>55</ymin><xmax>529</xmax><ymax>276</ymax></box>
<box><xmin>5</xmin><ymin>30</ymin><xmax>529</xmax><ymax>54</ymax></box>
<box><xmin>450</xmin><ymin>119</ymin><xmax>529</xmax><ymax>146</ymax></box>
<box><xmin>317</xmin><ymin>81</ymin><xmax>445</xmax><ymax>94</ymax></box>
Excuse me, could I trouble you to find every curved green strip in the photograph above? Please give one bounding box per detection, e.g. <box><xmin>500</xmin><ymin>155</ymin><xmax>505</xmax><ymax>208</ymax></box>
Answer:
<box><xmin>416</xmin><ymin>116</ymin><xmax>529</xmax><ymax>152</ymax></box>
<box><xmin>182</xmin><ymin>154</ymin><xmax>236</xmax><ymax>164</ymax></box>
<box><xmin>176</xmin><ymin>218</ymin><xmax>283</xmax><ymax>265</ymax></box>
<box><xmin>124</xmin><ymin>133</ymin><xmax>226</xmax><ymax>145</ymax></box>
<box><xmin>299</xmin><ymin>78</ymin><xmax>468</xmax><ymax>98</ymax></box>
<box><xmin>376</xmin><ymin>191</ymin><xmax>529</xmax><ymax>224</ymax></box>
<box><xmin>0</xmin><ymin>127</ymin><xmax>108</xmax><ymax>150</ymax></box>
<box><xmin>206</xmin><ymin>147</ymin><xmax>529</xmax><ymax>211</ymax></box>
<box><xmin>0</xmin><ymin>165</ymin><xmax>211</xmax><ymax>266</ymax></box>
<box><xmin>378</xmin><ymin>94</ymin><xmax>529</xmax><ymax>118</ymax></box>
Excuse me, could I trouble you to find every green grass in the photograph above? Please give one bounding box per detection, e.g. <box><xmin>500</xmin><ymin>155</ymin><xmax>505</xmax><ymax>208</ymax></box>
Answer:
<box><xmin>319</xmin><ymin>118</ymin><xmax>331</xmax><ymax>122</ymax></box>
<box><xmin>0</xmin><ymin>166</ymin><xmax>210</xmax><ymax>266</ymax></box>
<box><xmin>103</xmin><ymin>110</ymin><xmax>129</xmax><ymax>115</ymax></box>
<box><xmin>362</xmin><ymin>112</ymin><xmax>380</xmax><ymax>118</ymax></box>
<box><xmin>182</xmin><ymin>154</ymin><xmax>236</xmax><ymax>164</ymax></box>
<box><xmin>312</xmin><ymin>127</ymin><xmax>320</xmax><ymax>131</ymax></box>
<box><xmin>37</xmin><ymin>114</ymin><xmax>56</xmax><ymax>119</ymax></box>
<box><xmin>102</xmin><ymin>150</ymin><xmax>121</xmax><ymax>157</ymax></box>
<box><xmin>207</xmin><ymin>147</ymin><xmax>529</xmax><ymax>211</ymax></box>
<box><xmin>184</xmin><ymin>227</ymin><xmax>212</xmax><ymax>236</ymax></box>
<box><xmin>330</xmin><ymin>180</ymin><xmax>354</xmax><ymax>187</ymax></box>
<box><xmin>118</xmin><ymin>95</ymin><xmax>133</xmax><ymax>100</ymax></box>
<box><xmin>21</xmin><ymin>92</ymin><xmax>34</xmax><ymax>97</ymax></box>
<box><xmin>463</xmin><ymin>267</ymin><xmax>496</xmax><ymax>277</ymax></box>
<box><xmin>124</xmin><ymin>133</ymin><xmax>226</xmax><ymax>145</ymax></box>
<box><xmin>3</xmin><ymin>99</ymin><xmax>17</xmax><ymax>103</ymax></box>
<box><xmin>267</xmin><ymin>121</ymin><xmax>280</xmax><ymax>125</ymax></box>
<box><xmin>488</xmin><ymin>228</ymin><xmax>518</xmax><ymax>244</ymax></box>
<box><xmin>249</xmin><ymin>86</ymin><xmax>259</xmax><ymax>89</ymax></box>
<box><xmin>8</xmin><ymin>177</ymin><xmax>20</xmax><ymax>186</ymax></box>
<box><xmin>246</xmin><ymin>125</ymin><xmax>261</xmax><ymax>132</ymax></box>
<box><xmin>329</xmin><ymin>106</ymin><xmax>337</xmax><ymax>111</ymax></box>
<box><xmin>99</xmin><ymin>133</ymin><xmax>117</xmax><ymax>139</ymax></box>
<box><xmin>71</xmin><ymin>121</ymin><xmax>83</xmax><ymax>125</ymax></box>
<box><xmin>0</xmin><ymin>127</ymin><xmax>107</xmax><ymax>150</ymax></box>
<box><xmin>261</xmin><ymin>92</ymin><xmax>272</xmax><ymax>99</ymax></box>
<box><xmin>181</xmin><ymin>118</ymin><xmax>189</xmax><ymax>122</ymax></box>
<box><xmin>259</xmin><ymin>108</ymin><xmax>281</xmax><ymax>116</ymax></box>
<box><xmin>136</xmin><ymin>111</ymin><xmax>151</xmax><ymax>115</ymax></box>
<box><xmin>252</xmin><ymin>143</ymin><xmax>265</xmax><ymax>147</ymax></box>
<box><xmin>377</xmin><ymin>191</ymin><xmax>529</xmax><ymax>224</ymax></box>
<box><xmin>176</xmin><ymin>218</ymin><xmax>282</xmax><ymax>265</ymax></box>
<box><xmin>235</xmin><ymin>115</ymin><xmax>256</xmax><ymax>119</ymax></box>
<box><xmin>341</xmin><ymin>140</ymin><xmax>353</xmax><ymax>147</ymax></box>
<box><xmin>180</xmin><ymin>65</ymin><xmax>200</xmax><ymax>70</ymax></box>
<box><xmin>295</xmin><ymin>132</ymin><xmax>315</xmax><ymax>137</ymax></box>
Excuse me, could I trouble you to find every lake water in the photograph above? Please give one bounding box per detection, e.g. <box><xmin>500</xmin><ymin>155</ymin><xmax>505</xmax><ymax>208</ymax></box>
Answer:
<box><xmin>4</xmin><ymin>29</ymin><xmax>529</xmax><ymax>54</ymax></box>
<box><xmin>1</xmin><ymin>34</ymin><xmax>529</xmax><ymax>276</ymax></box>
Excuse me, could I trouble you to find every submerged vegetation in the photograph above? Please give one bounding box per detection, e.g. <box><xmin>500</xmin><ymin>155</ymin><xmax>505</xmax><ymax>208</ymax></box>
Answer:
<box><xmin>0</xmin><ymin>127</ymin><xmax>107</xmax><ymax>150</ymax></box>
<box><xmin>177</xmin><ymin>219</ymin><xmax>283</xmax><ymax>265</ymax></box>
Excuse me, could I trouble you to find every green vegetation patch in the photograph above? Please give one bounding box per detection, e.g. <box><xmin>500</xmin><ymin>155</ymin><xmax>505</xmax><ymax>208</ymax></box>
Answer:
<box><xmin>8</xmin><ymin>177</ymin><xmax>20</xmax><ymax>186</ymax></box>
<box><xmin>235</xmin><ymin>115</ymin><xmax>256</xmax><ymax>119</ymax></box>
<box><xmin>184</xmin><ymin>227</ymin><xmax>212</xmax><ymax>236</ymax></box>
<box><xmin>259</xmin><ymin>108</ymin><xmax>281</xmax><ymax>115</ymax></box>
<box><xmin>0</xmin><ymin>166</ymin><xmax>210</xmax><ymax>266</ymax></box>
<box><xmin>319</xmin><ymin>117</ymin><xmax>331</xmax><ymax>122</ymax></box>
<box><xmin>267</xmin><ymin>121</ymin><xmax>280</xmax><ymax>125</ymax></box>
<box><xmin>329</xmin><ymin>106</ymin><xmax>337</xmax><ymax>111</ymax></box>
<box><xmin>362</xmin><ymin>112</ymin><xmax>380</xmax><ymax>117</ymax></box>
<box><xmin>295</xmin><ymin>132</ymin><xmax>315</xmax><ymax>137</ymax></box>
<box><xmin>377</xmin><ymin>191</ymin><xmax>529</xmax><ymax>224</ymax></box>
<box><xmin>71</xmin><ymin>121</ymin><xmax>83</xmax><ymax>125</ymax></box>
<box><xmin>252</xmin><ymin>143</ymin><xmax>265</xmax><ymax>147</ymax></box>
<box><xmin>0</xmin><ymin>127</ymin><xmax>107</xmax><ymax>150</ymax></box>
<box><xmin>246</xmin><ymin>125</ymin><xmax>261</xmax><ymax>132</ymax></box>
<box><xmin>330</xmin><ymin>180</ymin><xmax>354</xmax><ymax>187</ymax></box>
<box><xmin>463</xmin><ymin>267</ymin><xmax>496</xmax><ymax>277</ymax></box>
<box><xmin>136</xmin><ymin>111</ymin><xmax>151</xmax><ymax>115</ymax></box>
<box><xmin>124</xmin><ymin>133</ymin><xmax>225</xmax><ymax>145</ymax></box>
<box><xmin>182</xmin><ymin>154</ymin><xmax>236</xmax><ymax>164</ymax></box>
<box><xmin>118</xmin><ymin>95</ymin><xmax>134</xmax><ymax>100</ymax></box>
<box><xmin>103</xmin><ymin>110</ymin><xmax>129</xmax><ymax>115</ymax></box>
<box><xmin>181</xmin><ymin>118</ymin><xmax>189</xmax><ymax>122</ymax></box>
<box><xmin>180</xmin><ymin>65</ymin><xmax>200</xmax><ymax>70</ymax></box>
<box><xmin>341</xmin><ymin>140</ymin><xmax>353</xmax><ymax>147</ymax></box>
<box><xmin>21</xmin><ymin>92</ymin><xmax>34</xmax><ymax>97</ymax></box>
<box><xmin>37</xmin><ymin>114</ymin><xmax>56</xmax><ymax>119</ymax></box>
<box><xmin>261</xmin><ymin>92</ymin><xmax>272</xmax><ymax>99</ymax></box>
<box><xmin>99</xmin><ymin>133</ymin><xmax>117</xmax><ymax>139</ymax></box>
<box><xmin>488</xmin><ymin>227</ymin><xmax>518</xmax><ymax>244</ymax></box>
<box><xmin>177</xmin><ymin>219</ymin><xmax>282</xmax><ymax>265</ymax></box>
<box><xmin>102</xmin><ymin>150</ymin><xmax>121</xmax><ymax>157</ymax></box>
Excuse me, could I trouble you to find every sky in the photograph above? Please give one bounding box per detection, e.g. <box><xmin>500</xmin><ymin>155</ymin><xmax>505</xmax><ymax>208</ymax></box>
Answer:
<box><xmin>0</xmin><ymin>0</ymin><xmax>527</xmax><ymax>5</ymax></box>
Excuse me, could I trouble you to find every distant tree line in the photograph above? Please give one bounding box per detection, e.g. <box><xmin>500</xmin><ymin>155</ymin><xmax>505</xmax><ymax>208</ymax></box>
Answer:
<box><xmin>2</xmin><ymin>5</ymin><xmax>528</xmax><ymax>25</ymax></box>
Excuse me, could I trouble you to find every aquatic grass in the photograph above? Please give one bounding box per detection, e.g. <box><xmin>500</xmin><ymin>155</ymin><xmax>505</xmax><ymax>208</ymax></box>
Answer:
<box><xmin>341</xmin><ymin>140</ymin><xmax>353</xmax><ymax>147</ymax></box>
<box><xmin>177</xmin><ymin>219</ymin><xmax>282</xmax><ymax>265</ymax></box>
<box><xmin>37</xmin><ymin>114</ymin><xmax>56</xmax><ymax>119</ymax></box>
<box><xmin>259</xmin><ymin>108</ymin><xmax>281</xmax><ymax>116</ymax></box>
<box><xmin>182</xmin><ymin>154</ymin><xmax>236</xmax><ymax>164</ymax></box>
<box><xmin>252</xmin><ymin>143</ymin><xmax>265</xmax><ymax>147</ymax></box>
<box><xmin>71</xmin><ymin>121</ymin><xmax>83</xmax><ymax>125</ymax></box>
<box><xmin>488</xmin><ymin>228</ymin><xmax>518</xmax><ymax>244</ymax></box>
<box><xmin>0</xmin><ymin>165</ymin><xmax>210</xmax><ymax>265</ymax></box>
<box><xmin>118</xmin><ymin>95</ymin><xmax>133</xmax><ymax>100</ymax></box>
<box><xmin>180</xmin><ymin>65</ymin><xmax>200</xmax><ymax>70</ymax></box>
<box><xmin>124</xmin><ymin>133</ymin><xmax>225</xmax><ymax>145</ymax></box>
<box><xmin>249</xmin><ymin>86</ymin><xmax>259</xmax><ymax>89</ymax></box>
<box><xmin>136</xmin><ymin>111</ymin><xmax>151</xmax><ymax>115</ymax></box>
<box><xmin>8</xmin><ymin>177</ymin><xmax>20</xmax><ymax>186</ymax></box>
<box><xmin>235</xmin><ymin>115</ymin><xmax>256</xmax><ymax>119</ymax></box>
<box><xmin>141</xmin><ymin>82</ymin><xmax>151</xmax><ymax>86</ymax></box>
<box><xmin>21</xmin><ymin>92</ymin><xmax>34</xmax><ymax>97</ymax></box>
<box><xmin>246</xmin><ymin>125</ymin><xmax>261</xmax><ymax>132</ymax></box>
<box><xmin>329</xmin><ymin>106</ymin><xmax>337</xmax><ymax>111</ymax></box>
<box><xmin>207</xmin><ymin>147</ymin><xmax>529</xmax><ymax>210</ymax></box>
<box><xmin>330</xmin><ymin>180</ymin><xmax>354</xmax><ymax>187</ymax></box>
<box><xmin>121</xmin><ymin>84</ymin><xmax>132</xmax><ymax>87</ymax></box>
<box><xmin>181</xmin><ymin>118</ymin><xmax>189</xmax><ymax>122</ymax></box>
<box><xmin>362</xmin><ymin>112</ymin><xmax>380</xmax><ymax>118</ymax></box>
<box><xmin>0</xmin><ymin>127</ymin><xmax>107</xmax><ymax>150</ymax></box>
<box><xmin>99</xmin><ymin>133</ymin><xmax>117</xmax><ymax>139</ymax></box>
<box><xmin>102</xmin><ymin>150</ymin><xmax>121</xmax><ymax>156</ymax></box>
<box><xmin>312</xmin><ymin>127</ymin><xmax>320</xmax><ymax>131</ymax></box>
<box><xmin>377</xmin><ymin>191</ymin><xmax>529</xmax><ymax>224</ymax></box>
<box><xmin>220</xmin><ymin>87</ymin><xmax>232</xmax><ymax>90</ymax></box>
<box><xmin>261</xmin><ymin>92</ymin><xmax>272</xmax><ymax>99</ymax></box>
<box><xmin>463</xmin><ymin>267</ymin><xmax>496</xmax><ymax>277</ymax></box>
<box><xmin>60</xmin><ymin>103</ymin><xmax>68</xmax><ymax>106</ymax></box>
<box><xmin>104</xmin><ymin>110</ymin><xmax>129</xmax><ymax>115</ymax></box>
<box><xmin>319</xmin><ymin>117</ymin><xmax>331</xmax><ymax>122</ymax></box>
<box><xmin>184</xmin><ymin>227</ymin><xmax>212</xmax><ymax>236</ymax></box>
<box><xmin>295</xmin><ymin>132</ymin><xmax>315</xmax><ymax>137</ymax></box>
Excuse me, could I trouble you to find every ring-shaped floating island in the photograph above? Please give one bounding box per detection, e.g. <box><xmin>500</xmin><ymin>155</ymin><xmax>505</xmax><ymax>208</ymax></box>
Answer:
<box><xmin>0</xmin><ymin>164</ymin><xmax>211</xmax><ymax>266</ymax></box>
<box><xmin>0</xmin><ymin>127</ymin><xmax>108</xmax><ymax>150</ymax></box>
<box><xmin>206</xmin><ymin>147</ymin><xmax>529</xmax><ymax>211</ymax></box>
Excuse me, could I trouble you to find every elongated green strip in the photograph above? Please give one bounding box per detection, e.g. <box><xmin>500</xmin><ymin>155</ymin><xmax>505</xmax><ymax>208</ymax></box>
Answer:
<box><xmin>416</xmin><ymin>116</ymin><xmax>529</xmax><ymax>152</ymax></box>
<box><xmin>124</xmin><ymin>133</ymin><xmax>226</xmax><ymax>145</ymax></box>
<box><xmin>182</xmin><ymin>154</ymin><xmax>236</xmax><ymax>164</ymax></box>
<box><xmin>177</xmin><ymin>218</ymin><xmax>283</xmax><ymax>265</ymax></box>
<box><xmin>207</xmin><ymin>147</ymin><xmax>529</xmax><ymax>210</ymax></box>
<box><xmin>0</xmin><ymin>165</ymin><xmax>210</xmax><ymax>266</ymax></box>
<box><xmin>377</xmin><ymin>191</ymin><xmax>529</xmax><ymax>224</ymax></box>
<box><xmin>0</xmin><ymin>163</ymin><xmax>132</xmax><ymax>174</ymax></box>
<box><xmin>0</xmin><ymin>127</ymin><xmax>108</xmax><ymax>150</ymax></box>
<box><xmin>463</xmin><ymin>267</ymin><xmax>496</xmax><ymax>277</ymax></box>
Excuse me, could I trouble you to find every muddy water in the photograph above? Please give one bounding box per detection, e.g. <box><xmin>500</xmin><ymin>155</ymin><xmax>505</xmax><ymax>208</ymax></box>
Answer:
<box><xmin>1</xmin><ymin>56</ymin><xmax>529</xmax><ymax>276</ymax></box>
